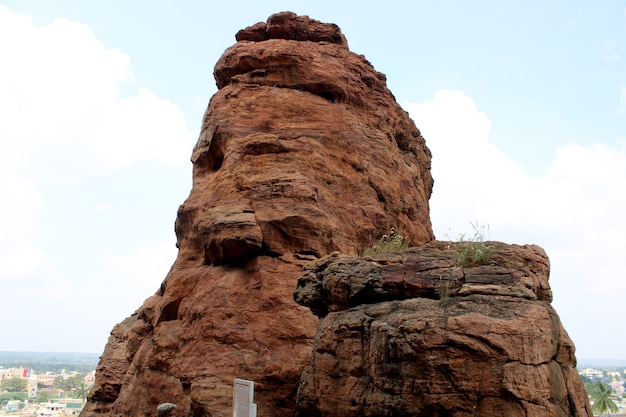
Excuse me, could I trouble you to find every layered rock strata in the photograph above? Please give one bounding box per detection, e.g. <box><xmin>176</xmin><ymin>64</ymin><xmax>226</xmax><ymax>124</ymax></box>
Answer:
<box><xmin>294</xmin><ymin>242</ymin><xmax>593</xmax><ymax>417</ymax></box>
<box><xmin>81</xmin><ymin>12</ymin><xmax>434</xmax><ymax>417</ymax></box>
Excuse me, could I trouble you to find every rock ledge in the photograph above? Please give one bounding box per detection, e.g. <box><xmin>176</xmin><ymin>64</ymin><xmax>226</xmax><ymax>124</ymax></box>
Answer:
<box><xmin>294</xmin><ymin>242</ymin><xmax>593</xmax><ymax>417</ymax></box>
<box><xmin>235</xmin><ymin>12</ymin><xmax>348</xmax><ymax>45</ymax></box>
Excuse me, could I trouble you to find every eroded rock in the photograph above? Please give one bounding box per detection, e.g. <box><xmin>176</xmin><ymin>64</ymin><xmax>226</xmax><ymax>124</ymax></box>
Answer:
<box><xmin>83</xmin><ymin>11</ymin><xmax>590</xmax><ymax>417</ymax></box>
<box><xmin>294</xmin><ymin>243</ymin><xmax>592</xmax><ymax>417</ymax></box>
<box><xmin>82</xmin><ymin>12</ymin><xmax>434</xmax><ymax>417</ymax></box>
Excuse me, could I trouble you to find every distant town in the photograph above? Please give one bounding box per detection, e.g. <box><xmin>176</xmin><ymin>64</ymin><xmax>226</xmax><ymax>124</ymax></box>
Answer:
<box><xmin>1</xmin><ymin>353</ymin><xmax>625</xmax><ymax>416</ymax></box>
<box><xmin>578</xmin><ymin>364</ymin><xmax>626</xmax><ymax>414</ymax></box>
<box><xmin>1</xmin><ymin>352</ymin><xmax>98</xmax><ymax>417</ymax></box>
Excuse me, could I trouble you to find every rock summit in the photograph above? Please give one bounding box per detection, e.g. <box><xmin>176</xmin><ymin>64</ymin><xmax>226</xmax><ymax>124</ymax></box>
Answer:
<box><xmin>81</xmin><ymin>11</ymin><xmax>591</xmax><ymax>417</ymax></box>
<box><xmin>82</xmin><ymin>11</ymin><xmax>434</xmax><ymax>417</ymax></box>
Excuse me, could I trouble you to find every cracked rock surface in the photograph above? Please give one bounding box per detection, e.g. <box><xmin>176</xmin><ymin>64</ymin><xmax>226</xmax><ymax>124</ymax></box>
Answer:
<box><xmin>82</xmin><ymin>12</ymin><xmax>434</xmax><ymax>417</ymax></box>
<box><xmin>82</xmin><ymin>11</ymin><xmax>591</xmax><ymax>417</ymax></box>
<box><xmin>294</xmin><ymin>242</ymin><xmax>593</xmax><ymax>417</ymax></box>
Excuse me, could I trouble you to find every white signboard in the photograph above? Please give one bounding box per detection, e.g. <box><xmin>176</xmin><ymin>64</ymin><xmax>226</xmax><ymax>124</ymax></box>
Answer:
<box><xmin>233</xmin><ymin>378</ymin><xmax>256</xmax><ymax>417</ymax></box>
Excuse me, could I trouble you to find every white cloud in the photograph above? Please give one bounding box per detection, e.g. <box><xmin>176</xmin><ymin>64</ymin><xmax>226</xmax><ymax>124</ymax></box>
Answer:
<box><xmin>91</xmin><ymin>88</ymin><xmax>194</xmax><ymax>169</ymax></box>
<box><xmin>0</xmin><ymin>7</ymin><xmax>193</xmax><ymax>351</ymax></box>
<box><xmin>404</xmin><ymin>90</ymin><xmax>528</xmax><ymax>235</ymax></box>
<box><xmin>0</xmin><ymin>166</ymin><xmax>43</xmax><ymax>224</ymax></box>
<box><xmin>0</xmin><ymin>5</ymin><xmax>194</xmax><ymax>178</ymax></box>
<box><xmin>404</xmin><ymin>90</ymin><xmax>626</xmax><ymax>359</ymax></box>
<box><xmin>96</xmin><ymin>202</ymin><xmax>112</xmax><ymax>214</ymax></box>
<box><xmin>85</xmin><ymin>242</ymin><xmax>176</xmax><ymax>307</ymax></box>
<box><xmin>0</xmin><ymin>240</ymin><xmax>177</xmax><ymax>352</ymax></box>
<box><xmin>404</xmin><ymin>90</ymin><xmax>626</xmax><ymax>244</ymax></box>
<box><xmin>0</xmin><ymin>243</ymin><xmax>46</xmax><ymax>281</ymax></box>
<box><xmin>84</xmin><ymin>242</ymin><xmax>178</xmax><ymax>326</ymax></box>
<box><xmin>0</xmin><ymin>6</ymin><xmax>129</xmax><ymax>149</ymax></box>
<box><xmin>0</xmin><ymin>166</ymin><xmax>45</xmax><ymax>281</ymax></box>
<box><xmin>34</xmin><ymin>241</ymin><xmax>178</xmax><ymax>352</ymax></box>
<box><xmin>0</xmin><ymin>6</ymin><xmax>193</xmax><ymax>273</ymax></box>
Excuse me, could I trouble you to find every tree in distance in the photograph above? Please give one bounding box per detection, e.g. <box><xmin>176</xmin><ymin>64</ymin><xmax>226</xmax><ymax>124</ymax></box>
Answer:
<box><xmin>590</xmin><ymin>380</ymin><xmax>619</xmax><ymax>416</ymax></box>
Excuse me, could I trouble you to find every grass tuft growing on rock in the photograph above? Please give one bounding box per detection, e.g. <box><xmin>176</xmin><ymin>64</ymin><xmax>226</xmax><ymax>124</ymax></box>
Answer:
<box><xmin>453</xmin><ymin>222</ymin><xmax>494</xmax><ymax>267</ymax></box>
<box><xmin>363</xmin><ymin>227</ymin><xmax>408</xmax><ymax>256</ymax></box>
<box><xmin>435</xmin><ymin>277</ymin><xmax>457</xmax><ymax>301</ymax></box>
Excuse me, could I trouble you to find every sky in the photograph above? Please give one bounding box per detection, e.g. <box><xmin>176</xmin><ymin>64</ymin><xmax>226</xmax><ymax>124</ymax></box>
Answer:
<box><xmin>0</xmin><ymin>1</ymin><xmax>625</xmax><ymax>361</ymax></box>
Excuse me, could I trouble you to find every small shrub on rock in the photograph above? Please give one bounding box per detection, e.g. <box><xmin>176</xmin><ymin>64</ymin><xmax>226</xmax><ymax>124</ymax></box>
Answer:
<box><xmin>363</xmin><ymin>227</ymin><xmax>408</xmax><ymax>255</ymax></box>
<box><xmin>435</xmin><ymin>277</ymin><xmax>457</xmax><ymax>301</ymax></box>
<box><xmin>453</xmin><ymin>222</ymin><xmax>494</xmax><ymax>267</ymax></box>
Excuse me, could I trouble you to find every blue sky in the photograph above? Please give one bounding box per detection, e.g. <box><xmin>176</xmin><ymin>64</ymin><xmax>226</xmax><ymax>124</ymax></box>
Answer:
<box><xmin>1</xmin><ymin>1</ymin><xmax>625</xmax><ymax>360</ymax></box>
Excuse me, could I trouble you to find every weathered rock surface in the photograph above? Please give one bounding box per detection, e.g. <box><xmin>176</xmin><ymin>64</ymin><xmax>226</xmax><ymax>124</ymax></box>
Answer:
<box><xmin>235</xmin><ymin>12</ymin><xmax>347</xmax><ymax>45</ymax></box>
<box><xmin>294</xmin><ymin>242</ymin><xmax>593</xmax><ymax>417</ymax></box>
<box><xmin>82</xmin><ymin>11</ymin><xmax>590</xmax><ymax>417</ymax></box>
<box><xmin>81</xmin><ymin>12</ymin><xmax>434</xmax><ymax>417</ymax></box>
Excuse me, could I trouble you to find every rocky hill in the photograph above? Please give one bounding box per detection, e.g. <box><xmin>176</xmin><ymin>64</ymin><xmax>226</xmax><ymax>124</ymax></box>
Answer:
<box><xmin>80</xmin><ymin>12</ymin><xmax>591</xmax><ymax>417</ymax></box>
<box><xmin>81</xmin><ymin>12</ymin><xmax>433</xmax><ymax>417</ymax></box>
<box><xmin>294</xmin><ymin>242</ymin><xmax>592</xmax><ymax>416</ymax></box>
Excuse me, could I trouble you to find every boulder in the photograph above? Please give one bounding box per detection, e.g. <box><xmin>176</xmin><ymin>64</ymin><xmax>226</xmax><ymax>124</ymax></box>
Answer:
<box><xmin>81</xmin><ymin>12</ymin><xmax>433</xmax><ymax>417</ymax></box>
<box><xmin>293</xmin><ymin>242</ymin><xmax>593</xmax><ymax>417</ymax></box>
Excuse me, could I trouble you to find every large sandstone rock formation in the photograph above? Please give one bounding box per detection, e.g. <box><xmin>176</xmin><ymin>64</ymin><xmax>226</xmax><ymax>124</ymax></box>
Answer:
<box><xmin>82</xmin><ymin>11</ymin><xmax>591</xmax><ymax>417</ymax></box>
<box><xmin>81</xmin><ymin>12</ymin><xmax>433</xmax><ymax>417</ymax></box>
<box><xmin>294</xmin><ymin>242</ymin><xmax>593</xmax><ymax>416</ymax></box>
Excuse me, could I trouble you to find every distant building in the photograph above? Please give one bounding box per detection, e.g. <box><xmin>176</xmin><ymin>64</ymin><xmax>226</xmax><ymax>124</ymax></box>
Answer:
<box><xmin>0</xmin><ymin>366</ymin><xmax>28</xmax><ymax>381</ymax></box>
<box><xmin>5</xmin><ymin>400</ymin><xmax>22</xmax><ymax>412</ymax></box>
<box><xmin>611</xmin><ymin>381</ymin><xmax>625</xmax><ymax>399</ymax></box>
<box><xmin>36</xmin><ymin>372</ymin><xmax>57</xmax><ymax>388</ymax></box>
<box><xmin>53</xmin><ymin>398</ymin><xmax>84</xmax><ymax>415</ymax></box>
<box><xmin>83</xmin><ymin>371</ymin><xmax>95</xmax><ymax>385</ymax></box>
<box><xmin>36</xmin><ymin>399</ymin><xmax>85</xmax><ymax>416</ymax></box>
<box><xmin>579</xmin><ymin>368</ymin><xmax>604</xmax><ymax>379</ymax></box>
<box><xmin>37</xmin><ymin>402</ymin><xmax>64</xmax><ymax>417</ymax></box>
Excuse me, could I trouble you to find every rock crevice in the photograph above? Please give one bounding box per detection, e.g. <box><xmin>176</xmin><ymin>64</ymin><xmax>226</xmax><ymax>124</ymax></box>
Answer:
<box><xmin>82</xmin><ymin>11</ymin><xmax>434</xmax><ymax>417</ymax></box>
<box><xmin>293</xmin><ymin>242</ymin><xmax>592</xmax><ymax>417</ymax></box>
<box><xmin>81</xmin><ymin>11</ymin><xmax>591</xmax><ymax>417</ymax></box>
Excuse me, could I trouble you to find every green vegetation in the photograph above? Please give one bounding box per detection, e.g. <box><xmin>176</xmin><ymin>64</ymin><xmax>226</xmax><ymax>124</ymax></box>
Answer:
<box><xmin>73</xmin><ymin>382</ymin><xmax>90</xmax><ymax>400</ymax></box>
<box><xmin>363</xmin><ymin>227</ymin><xmax>408</xmax><ymax>256</ymax></box>
<box><xmin>53</xmin><ymin>373</ymin><xmax>86</xmax><ymax>391</ymax></box>
<box><xmin>35</xmin><ymin>391</ymin><xmax>51</xmax><ymax>403</ymax></box>
<box><xmin>0</xmin><ymin>351</ymin><xmax>99</xmax><ymax>374</ymax></box>
<box><xmin>0</xmin><ymin>391</ymin><xmax>27</xmax><ymax>405</ymax></box>
<box><xmin>452</xmin><ymin>222</ymin><xmax>494</xmax><ymax>267</ymax></box>
<box><xmin>435</xmin><ymin>277</ymin><xmax>456</xmax><ymax>301</ymax></box>
<box><xmin>0</xmin><ymin>376</ymin><xmax>27</xmax><ymax>392</ymax></box>
<box><xmin>590</xmin><ymin>380</ymin><xmax>619</xmax><ymax>416</ymax></box>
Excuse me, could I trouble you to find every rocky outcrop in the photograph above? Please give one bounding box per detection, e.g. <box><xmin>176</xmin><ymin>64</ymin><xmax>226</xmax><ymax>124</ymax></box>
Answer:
<box><xmin>82</xmin><ymin>11</ymin><xmax>590</xmax><ymax>417</ymax></box>
<box><xmin>234</xmin><ymin>13</ymin><xmax>347</xmax><ymax>45</ymax></box>
<box><xmin>294</xmin><ymin>242</ymin><xmax>593</xmax><ymax>417</ymax></box>
<box><xmin>81</xmin><ymin>12</ymin><xmax>433</xmax><ymax>417</ymax></box>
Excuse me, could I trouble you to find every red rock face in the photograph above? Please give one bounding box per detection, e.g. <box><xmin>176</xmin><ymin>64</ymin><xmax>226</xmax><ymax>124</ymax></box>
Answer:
<box><xmin>83</xmin><ymin>11</ymin><xmax>589</xmax><ymax>417</ymax></box>
<box><xmin>81</xmin><ymin>12</ymin><xmax>434</xmax><ymax>417</ymax></box>
<box><xmin>293</xmin><ymin>242</ymin><xmax>593</xmax><ymax>417</ymax></box>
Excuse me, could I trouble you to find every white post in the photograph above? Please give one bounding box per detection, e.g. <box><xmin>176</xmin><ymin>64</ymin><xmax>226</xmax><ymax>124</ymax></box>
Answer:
<box><xmin>233</xmin><ymin>378</ymin><xmax>256</xmax><ymax>417</ymax></box>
